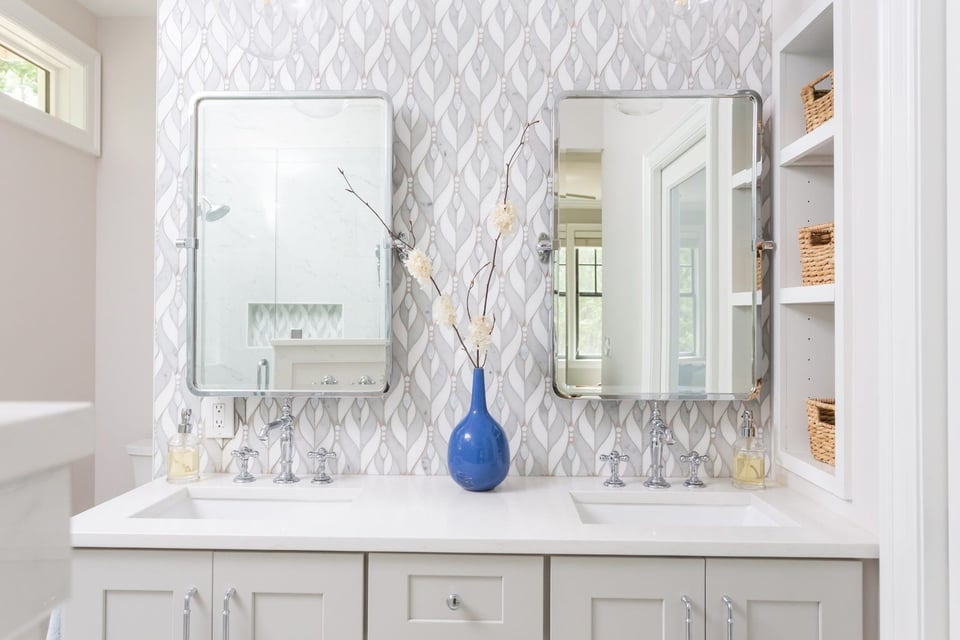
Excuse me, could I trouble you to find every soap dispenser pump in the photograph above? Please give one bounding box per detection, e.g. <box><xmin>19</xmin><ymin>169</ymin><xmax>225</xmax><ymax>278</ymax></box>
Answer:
<box><xmin>732</xmin><ymin>409</ymin><xmax>766</xmax><ymax>490</ymax></box>
<box><xmin>167</xmin><ymin>408</ymin><xmax>200</xmax><ymax>483</ymax></box>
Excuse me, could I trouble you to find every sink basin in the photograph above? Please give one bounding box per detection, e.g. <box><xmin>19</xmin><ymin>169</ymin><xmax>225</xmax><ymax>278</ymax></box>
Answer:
<box><xmin>133</xmin><ymin>486</ymin><xmax>360</xmax><ymax>520</ymax></box>
<box><xmin>570</xmin><ymin>491</ymin><xmax>798</xmax><ymax>528</ymax></box>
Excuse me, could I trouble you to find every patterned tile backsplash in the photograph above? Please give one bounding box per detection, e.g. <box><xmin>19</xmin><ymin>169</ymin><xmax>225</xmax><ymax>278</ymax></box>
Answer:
<box><xmin>154</xmin><ymin>0</ymin><xmax>772</xmax><ymax>479</ymax></box>
<box><xmin>247</xmin><ymin>303</ymin><xmax>344</xmax><ymax>346</ymax></box>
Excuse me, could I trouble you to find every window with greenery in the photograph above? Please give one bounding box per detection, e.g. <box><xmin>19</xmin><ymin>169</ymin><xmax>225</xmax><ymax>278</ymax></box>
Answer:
<box><xmin>576</xmin><ymin>247</ymin><xmax>602</xmax><ymax>358</ymax></box>
<box><xmin>0</xmin><ymin>42</ymin><xmax>48</xmax><ymax>112</ymax></box>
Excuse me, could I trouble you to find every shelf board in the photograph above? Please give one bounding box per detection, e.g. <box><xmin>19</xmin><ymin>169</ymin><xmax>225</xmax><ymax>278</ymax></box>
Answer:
<box><xmin>775</xmin><ymin>0</ymin><xmax>834</xmax><ymax>56</ymax></box>
<box><xmin>730</xmin><ymin>291</ymin><xmax>762</xmax><ymax>307</ymax></box>
<box><xmin>780</xmin><ymin>120</ymin><xmax>835</xmax><ymax>167</ymax></box>
<box><xmin>779</xmin><ymin>447</ymin><xmax>837</xmax><ymax>488</ymax></box>
<box><xmin>779</xmin><ymin>284</ymin><xmax>835</xmax><ymax>304</ymax></box>
<box><xmin>731</xmin><ymin>168</ymin><xmax>753</xmax><ymax>190</ymax></box>
<box><xmin>731</xmin><ymin>162</ymin><xmax>762</xmax><ymax>190</ymax></box>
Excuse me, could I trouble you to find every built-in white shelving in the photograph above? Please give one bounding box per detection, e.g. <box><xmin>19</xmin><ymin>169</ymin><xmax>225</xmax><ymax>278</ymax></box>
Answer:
<box><xmin>730</xmin><ymin>291</ymin><xmax>763</xmax><ymax>307</ymax></box>
<box><xmin>773</xmin><ymin>0</ymin><xmax>849</xmax><ymax>499</ymax></box>
<box><xmin>731</xmin><ymin>168</ymin><xmax>753</xmax><ymax>190</ymax></box>
<box><xmin>779</xmin><ymin>284</ymin><xmax>834</xmax><ymax>305</ymax></box>
<box><xmin>780</xmin><ymin>120</ymin><xmax>835</xmax><ymax>167</ymax></box>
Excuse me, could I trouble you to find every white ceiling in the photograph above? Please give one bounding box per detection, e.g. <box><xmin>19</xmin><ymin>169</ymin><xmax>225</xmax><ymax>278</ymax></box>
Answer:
<box><xmin>77</xmin><ymin>0</ymin><xmax>156</xmax><ymax>17</ymax></box>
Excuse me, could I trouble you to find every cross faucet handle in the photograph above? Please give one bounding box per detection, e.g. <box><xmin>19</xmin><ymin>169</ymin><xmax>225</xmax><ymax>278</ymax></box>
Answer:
<box><xmin>679</xmin><ymin>450</ymin><xmax>710</xmax><ymax>488</ymax></box>
<box><xmin>600</xmin><ymin>450</ymin><xmax>630</xmax><ymax>488</ymax></box>
<box><xmin>308</xmin><ymin>447</ymin><xmax>338</xmax><ymax>484</ymax></box>
<box><xmin>231</xmin><ymin>446</ymin><xmax>259</xmax><ymax>484</ymax></box>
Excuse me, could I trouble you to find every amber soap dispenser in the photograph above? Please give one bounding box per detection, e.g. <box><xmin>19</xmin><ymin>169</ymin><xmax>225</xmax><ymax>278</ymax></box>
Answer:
<box><xmin>732</xmin><ymin>409</ymin><xmax>766</xmax><ymax>489</ymax></box>
<box><xmin>167</xmin><ymin>408</ymin><xmax>200</xmax><ymax>483</ymax></box>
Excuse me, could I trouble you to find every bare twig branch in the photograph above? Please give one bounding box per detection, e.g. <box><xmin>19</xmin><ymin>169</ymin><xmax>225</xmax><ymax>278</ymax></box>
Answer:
<box><xmin>339</xmin><ymin>168</ymin><xmax>414</xmax><ymax>251</ymax></box>
<box><xmin>481</xmin><ymin>121</ymin><xmax>538</xmax><ymax>318</ymax></box>
<box><xmin>502</xmin><ymin>120</ymin><xmax>539</xmax><ymax>205</ymax></box>
<box><xmin>466</xmin><ymin>261</ymin><xmax>491</xmax><ymax>321</ymax></box>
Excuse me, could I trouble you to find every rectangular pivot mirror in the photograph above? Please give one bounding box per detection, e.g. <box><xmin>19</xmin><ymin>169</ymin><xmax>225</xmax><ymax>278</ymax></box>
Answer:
<box><xmin>553</xmin><ymin>92</ymin><xmax>762</xmax><ymax>400</ymax></box>
<box><xmin>188</xmin><ymin>93</ymin><xmax>393</xmax><ymax>396</ymax></box>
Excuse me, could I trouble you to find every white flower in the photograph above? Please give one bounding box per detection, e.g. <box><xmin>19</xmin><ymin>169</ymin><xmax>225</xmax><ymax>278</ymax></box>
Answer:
<box><xmin>467</xmin><ymin>315</ymin><xmax>494</xmax><ymax>357</ymax></box>
<box><xmin>432</xmin><ymin>294</ymin><xmax>456</xmax><ymax>328</ymax></box>
<box><xmin>491</xmin><ymin>201</ymin><xmax>518</xmax><ymax>236</ymax></box>
<box><xmin>403</xmin><ymin>248</ymin><xmax>433</xmax><ymax>288</ymax></box>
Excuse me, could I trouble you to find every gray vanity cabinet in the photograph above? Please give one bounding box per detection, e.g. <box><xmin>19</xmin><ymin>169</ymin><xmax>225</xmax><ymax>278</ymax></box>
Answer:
<box><xmin>551</xmin><ymin>556</ymin><xmax>862</xmax><ymax>640</ymax></box>
<box><xmin>367</xmin><ymin>553</ymin><xmax>544</xmax><ymax>640</ymax></box>
<box><xmin>65</xmin><ymin>550</ymin><xmax>213</xmax><ymax>640</ymax></box>
<box><xmin>65</xmin><ymin>550</ymin><xmax>364</xmax><ymax>640</ymax></box>
<box><xmin>551</xmin><ymin>556</ymin><xmax>705</xmax><ymax>640</ymax></box>
<box><xmin>213</xmin><ymin>552</ymin><xmax>363</xmax><ymax>640</ymax></box>
<box><xmin>705</xmin><ymin>558</ymin><xmax>862</xmax><ymax>640</ymax></box>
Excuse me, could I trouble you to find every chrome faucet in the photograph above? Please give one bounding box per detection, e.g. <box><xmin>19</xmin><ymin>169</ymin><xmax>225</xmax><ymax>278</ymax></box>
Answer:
<box><xmin>257</xmin><ymin>400</ymin><xmax>299</xmax><ymax>484</ymax></box>
<box><xmin>643</xmin><ymin>403</ymin><xmax>676</xmax><ymax>489</ymax></box>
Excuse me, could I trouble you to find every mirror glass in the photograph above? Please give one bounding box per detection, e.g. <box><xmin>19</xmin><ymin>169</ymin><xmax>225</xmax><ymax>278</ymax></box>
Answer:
<box><xmin>553</xmin><ymin>93</ymin><xmax>761</xmax><ymax>400</ymax></box>
<box><xmin>191</xmin><ymin>94</ymin><xmax>393</xmax><ymax>395</ymax></box>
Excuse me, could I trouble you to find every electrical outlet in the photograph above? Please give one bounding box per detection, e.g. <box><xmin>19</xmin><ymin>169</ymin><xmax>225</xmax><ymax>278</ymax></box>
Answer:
<box><xmin>204</xmin><ymin>397</ymin><xmax>236</xmax><ymax>439</ymax></box>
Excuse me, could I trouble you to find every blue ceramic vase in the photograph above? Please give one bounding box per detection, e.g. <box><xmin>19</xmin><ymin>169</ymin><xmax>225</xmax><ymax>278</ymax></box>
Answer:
<box><xmin>447</xmin><ymin>368</ymin><xmax>510</xmax><ymax>491</ymax></box>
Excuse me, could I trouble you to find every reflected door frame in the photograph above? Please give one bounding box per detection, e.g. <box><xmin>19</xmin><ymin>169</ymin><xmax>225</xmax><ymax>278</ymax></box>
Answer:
<box><xmin>641</xmin><ymin>102</ymin><xmax>718</xmax><ymax>394</ymax></box>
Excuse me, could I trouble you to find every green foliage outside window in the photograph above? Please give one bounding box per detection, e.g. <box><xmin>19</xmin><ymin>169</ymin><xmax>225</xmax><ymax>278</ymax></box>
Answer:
<box><xmin>0</xmin><ymin>44</ymin><xmax>46</xmax><ymax>111</ymax></box>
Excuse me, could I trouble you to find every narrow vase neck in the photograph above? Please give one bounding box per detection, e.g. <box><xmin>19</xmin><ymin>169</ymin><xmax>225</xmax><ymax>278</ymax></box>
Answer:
<box><xmin>470</xmin><ymin>368</ymin><xmax>487</xmax><ymax>412</ymax></box>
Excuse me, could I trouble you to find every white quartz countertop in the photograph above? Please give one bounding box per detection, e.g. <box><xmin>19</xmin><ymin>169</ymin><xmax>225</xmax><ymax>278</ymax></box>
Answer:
<box><xmin>71</xmin><ymin>475</ymin><xmax>878</xmax><ymax>559</ymax></box>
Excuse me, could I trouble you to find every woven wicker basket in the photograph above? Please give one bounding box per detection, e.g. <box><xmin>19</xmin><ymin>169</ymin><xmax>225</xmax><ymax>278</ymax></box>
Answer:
<box><xmin>798</xmin><ymin>222</ymin><xmax>835</xmax><ymax>285</ymax></box>
<box><xmin>806</xmin><ymin>398</ymin><xmax>836</xmax><ymax>466</ymax></box>
<box><xmin>801</xmin><ymin>70</ymin><xmax>834</xmax><ymax>133</ymax></box>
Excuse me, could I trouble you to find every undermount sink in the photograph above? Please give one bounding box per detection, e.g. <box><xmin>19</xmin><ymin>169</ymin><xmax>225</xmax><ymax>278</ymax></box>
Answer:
<box><xmin>570</xmin><ymin>490</ymin><xmax>798</xmax><ymax>528</ymax></box>
<box><xmin>133</xmin><ymin>485</ymin><xmax>360</xmax><ymax>520</ymax></box>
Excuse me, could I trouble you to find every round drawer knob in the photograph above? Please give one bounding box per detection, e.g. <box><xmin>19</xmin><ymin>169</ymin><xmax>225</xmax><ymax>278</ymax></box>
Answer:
<box><xmin>446</xmin><ymin>593</ymin><xmax>462</xmax><ymax>611</ymax></box>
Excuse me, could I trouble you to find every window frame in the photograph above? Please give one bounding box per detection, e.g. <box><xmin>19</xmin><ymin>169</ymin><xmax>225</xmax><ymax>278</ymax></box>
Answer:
<box><xmin>556</xmin><ymin>223</ymin><xmax>603</xmax><ymax>362</ymax></box>
<box><xmin>0</xmin><ymin>0</ymin><xmax>101</xmax><ymax>155</ymax></box>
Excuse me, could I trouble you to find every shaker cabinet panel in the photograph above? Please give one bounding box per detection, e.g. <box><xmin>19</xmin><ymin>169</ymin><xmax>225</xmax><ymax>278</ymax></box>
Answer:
<box><xmin>65</xmin><ymin>549</ymin><xmax>212</xmax><ymax>640</ymax></box>
<box><xmin>705</xmin><ymin>558</ymin><xmax>862</xmax><ymax>640</ymax></box>
<box><xmin>550</xmin><ymin>556</ymin><xmax>704</xmax><ymax>640</ymax></box>
<box><xmin>367</xmin><ymin>553</ymin><xmax>544</xmax><ymax>640</ymax></box>
<box><xmin>213</xmin><ymin>552</ymin><xmax>363</xmax><ymax>640</ymax></box>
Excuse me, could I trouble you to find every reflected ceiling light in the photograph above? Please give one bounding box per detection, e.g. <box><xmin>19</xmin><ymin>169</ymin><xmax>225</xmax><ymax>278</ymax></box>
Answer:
<box><xmin>617</xmin><ymin>99</ymin><xmax>664</xmax><ymax>116</ymax></box>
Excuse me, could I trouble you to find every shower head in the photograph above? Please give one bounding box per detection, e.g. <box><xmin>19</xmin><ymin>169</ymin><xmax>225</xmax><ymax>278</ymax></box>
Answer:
<box><xmin>199</xmin><ymin>196</ymin><xmax>231</xmax><ymax>222</ymax></box>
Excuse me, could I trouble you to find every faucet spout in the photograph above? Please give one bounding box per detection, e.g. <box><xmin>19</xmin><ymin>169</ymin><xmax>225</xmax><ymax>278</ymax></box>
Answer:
<box><xmin>643</xmin><ymin>403</ymin><xmax>675</xmax><ymax>490</ymax></box>
<box><xmin>257</xmin><ymin>400</ymin><xmax>299</xmax><ymax>484</ymax></box>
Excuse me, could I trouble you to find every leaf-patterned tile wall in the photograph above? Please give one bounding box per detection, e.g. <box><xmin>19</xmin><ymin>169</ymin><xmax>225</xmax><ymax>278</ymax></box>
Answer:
<box><xmin>154</xmin><ymin>0</ymin><xmax>772</xmax><ymax>479</ymax></box>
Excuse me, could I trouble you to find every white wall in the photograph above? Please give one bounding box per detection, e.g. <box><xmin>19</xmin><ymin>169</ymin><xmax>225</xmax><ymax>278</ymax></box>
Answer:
<box><xmin>0</xmin><ymin>0</ymin><xmax>98</xmax><ymax>514</ymax></box>
<box><xmin>93</xmin><ymin>17</ymin><xmax>156</xmax><ymax>503</ymax></box>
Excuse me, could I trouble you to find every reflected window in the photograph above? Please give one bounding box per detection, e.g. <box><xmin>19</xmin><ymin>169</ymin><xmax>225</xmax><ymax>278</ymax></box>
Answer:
<box><xmin>556</xmin><ymin>226</ymin><xmax>603</xmax><ymax>362</ymax></box>
<box><xmin>576</xmin><ymin>247</ymin><xmax>603</xmax><ymax>358</ymax></box>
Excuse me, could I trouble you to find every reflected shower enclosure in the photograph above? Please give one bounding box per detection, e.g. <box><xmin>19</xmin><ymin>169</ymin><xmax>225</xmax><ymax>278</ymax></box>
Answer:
<box><xmin>189</xmin><ymin>93</ymin><xmax>394</xmax><ymax>395</ymax></box>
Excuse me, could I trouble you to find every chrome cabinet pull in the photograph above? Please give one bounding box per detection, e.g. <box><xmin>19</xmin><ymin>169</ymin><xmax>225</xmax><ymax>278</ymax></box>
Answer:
<box><xmin>446</xmin><ymin>593</ymin><xmax>462</xmax><ymax>610</ymax></box>
<box><xmin>222</xmin><ymin>587</ymin><xmax>237</xmax><ymax>640</ymax></box>
<box><xmin>722</xmin><ymin>595</ymin><xmax>735</xmax><ymax>640</ymax></box>
<box><xmin>681</xmin><ymin>595</ymin><xmax>693</xmax><ymax>640</ymax></box>
<box><xmin>182</xmin><ymin>587</ymin><xmax>198</xmax><ymax>640</ymax></box>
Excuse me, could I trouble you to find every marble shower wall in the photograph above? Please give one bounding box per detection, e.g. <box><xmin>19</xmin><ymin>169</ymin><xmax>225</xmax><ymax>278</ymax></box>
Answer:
<box><xmin>155</xmin><ymin>0</ymin><xmax>772</xmax><ymax>479</ymax></box>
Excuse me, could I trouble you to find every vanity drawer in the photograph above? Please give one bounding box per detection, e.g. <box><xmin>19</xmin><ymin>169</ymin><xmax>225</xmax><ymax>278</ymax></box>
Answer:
<box><xmin>367</xmin><ymin>553</ymin><xmax>544</xmax><ymax>640</ymax></box>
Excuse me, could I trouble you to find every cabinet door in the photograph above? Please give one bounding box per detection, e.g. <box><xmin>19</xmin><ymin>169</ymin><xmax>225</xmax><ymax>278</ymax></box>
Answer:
<box><xmin>64</xmin><ymin>549</ymin><xmax>212</xmax><ymax>640</ymax></box>
<box><xmin>705</xmin><ymin>559</ymin><xmax>862</xmax><ymax>640</ymax></box>
<box><xmin>213</xmin><ymin>551</ymin><xmax>363</xmax><ymax>640</ymax></box>
<box><xmin>551</xmin><ymin>556</ymin><xmax>704</xmax><ymax>640</ymax></box>
<box><xmin>368</xmin><ymin>553</ymin><xmax>544</xmax><ymax>640</ymax></box>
